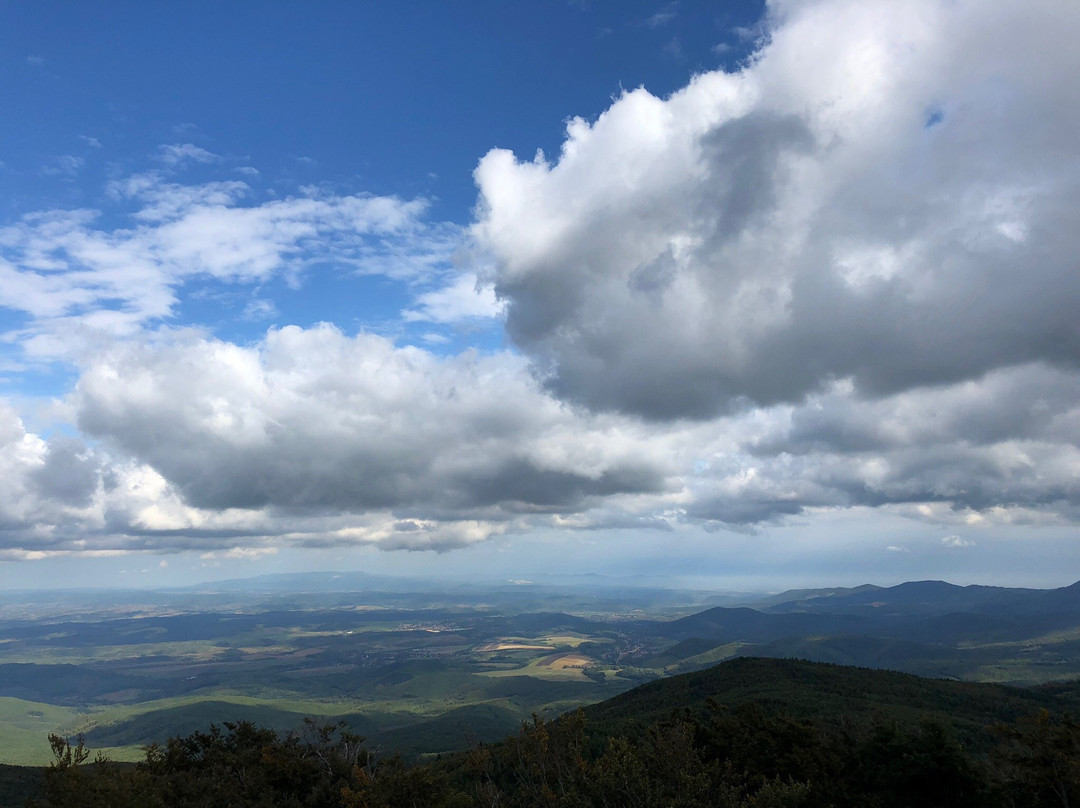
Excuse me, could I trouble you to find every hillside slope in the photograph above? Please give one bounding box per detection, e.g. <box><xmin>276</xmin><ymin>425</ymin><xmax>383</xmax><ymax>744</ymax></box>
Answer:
<box><xmin>10</xmin><ymin>657</ymin><xmax>1080</xmax><ymax>807</ymax></box>
<box><xmin>583</xmin><ymin>656</ymin><xmax>1080</xmax><ymax>744</ymax></box>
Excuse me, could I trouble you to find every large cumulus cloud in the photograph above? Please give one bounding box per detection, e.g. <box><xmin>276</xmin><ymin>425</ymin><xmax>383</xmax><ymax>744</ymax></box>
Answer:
<box><xmin>68</xmin><ymin>325</ymin><xmax>671</xmax><ymax>549</ymax></box>
<box><xmin>473</xmin><ymin>0</ymin><xmax>1080</xmax><ymax>419</ymax></box>
<box><xmin>0</xmin><ymin>403</ymin><xmax>106</xmax><ymax>551</ymax></box>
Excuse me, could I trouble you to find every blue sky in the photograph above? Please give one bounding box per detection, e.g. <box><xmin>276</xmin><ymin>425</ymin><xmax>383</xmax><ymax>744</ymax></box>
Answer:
<box><xmin>2</xmin><ymin>0</ymin><xmax>1080</xmax><ymax>590</ymax></box>
<box><xmin>2</xmin><ymin>0</ymin><xmax>763</xmax><ymax>387</ymax></box>
<box><xmin>3</xmin><ymin>2</ymin><xmax>762</xmax><ymax>221</ymax></box>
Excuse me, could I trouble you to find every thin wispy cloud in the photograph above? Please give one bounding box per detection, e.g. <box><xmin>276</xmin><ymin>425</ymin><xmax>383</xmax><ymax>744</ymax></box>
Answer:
<box><xmin>39</xmin><ymin>155</ymin><xmax>84</xmax><ymax>178</ymax></box>
<box><xmin>644</xmin><ymin>2</ymin><xmax>678</xmax><ymax>28</ymax></box>
<box><xmin>0</xmin><ymin>172</ymin><xmax>455</xmax><ymax>359</ymax></box>
<box><xmin>942</xmin><ymin>535</ymin><xmax>976</xmax><ymax>549</ymax></box>
<box><xmin>159</xmin><ymin>143</ymin><xmax>220</xmax><ymax>167</ymax></box>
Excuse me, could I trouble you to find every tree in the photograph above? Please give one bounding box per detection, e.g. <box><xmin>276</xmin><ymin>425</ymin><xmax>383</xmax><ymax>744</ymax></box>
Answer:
<box><xmin>995</xmin><ymin>710</ymin><xmax>1080</xmax><ymax>808</ymax></box>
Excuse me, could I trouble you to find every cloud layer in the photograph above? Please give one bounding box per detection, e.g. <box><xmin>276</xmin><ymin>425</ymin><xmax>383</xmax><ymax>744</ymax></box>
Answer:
<box><xmin>1</xmin><ymin>0</ymin><xmax>1079</xmax><ymax>562</ymax></box>
<box><xmin>684</xmin><ymin>364</ymin><xmax>1080</xmax><ymax>527</ymax></box>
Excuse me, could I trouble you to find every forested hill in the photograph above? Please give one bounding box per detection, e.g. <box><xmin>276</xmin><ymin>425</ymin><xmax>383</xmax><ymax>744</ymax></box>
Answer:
<box><xmin>11</xmin><ymin>657</ymin><xmax>1080</xmax><ymax>807</ymax></box>
<box><xmin>581</xmin><ymin>655</ymin><xmax>1080</xmax><ymax>747</ymax></box>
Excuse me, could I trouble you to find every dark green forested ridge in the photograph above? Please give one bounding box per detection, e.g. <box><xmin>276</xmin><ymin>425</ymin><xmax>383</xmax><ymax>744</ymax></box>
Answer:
<box><xmin>12</xmin><ymin>657</ymin><xmax>1080</xmax><ymax>807</ymax></box>
<box><xmin>582</xmin><ymin>656</ymin><xmax>1080</xmax><ymax>745</ymax></box>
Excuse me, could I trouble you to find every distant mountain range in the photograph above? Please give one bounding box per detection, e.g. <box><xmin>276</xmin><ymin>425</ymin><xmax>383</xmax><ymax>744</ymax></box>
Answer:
<box><xmin>644</xmin><ymin>579</ymin><xmax>1080</xmax><ymax>683</ymax></box>
<box><xmin>656</xmin><ymin>578</ymin><xmax>1080</xmax><ymax>640</ymax></box>
<box><xmin>754</xmin><ymin>579</ymin><xmax>1080</xmax><ymax>617</ymax></box>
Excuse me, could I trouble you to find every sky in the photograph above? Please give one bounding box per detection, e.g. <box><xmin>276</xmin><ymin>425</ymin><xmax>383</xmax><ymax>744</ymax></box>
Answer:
<box><xmin>1</xmin><ymin>0</ymin><xmax>1079</xmax><ymax>591</ymax></box>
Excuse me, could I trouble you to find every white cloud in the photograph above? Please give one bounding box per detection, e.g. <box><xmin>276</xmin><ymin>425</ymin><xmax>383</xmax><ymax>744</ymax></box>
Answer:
<box><xmin>40</xmin><ymin>155</ymin><xmax>84</xmax><ymax>178</ymax></box>
<box><xmin>402</xmin><ymin>272</ymin><xmax>504</xmax><ymax>324</ymax></box>
<box><xmin>0</xmin><ymin>173</ymin><xmax>457</xmax><ymax>359</ymax></box>
<box><xmin>644</xmin><ymin>3</ymin><xmax>678</xmax><ymax>28</ymax></box>
<box><xmin>1</xmin><ymin>333</ymin><xmax>1077</xmax><ymax>558</ymax></box>
<box><xmin>159</xmin><ymin>143</ymin><xmax>220</xmax><ymax>167</ymax></box>
<box><xmin>680</xmin><ymin>364</ymin><xmax>1080</xmax><ymax>527</ymax></box>
<box><xmin>201</xmin><ymin>546</ymin><xmax>278</xmax><ymax>561</ymax></box>
<box><xmin>70</xmin><ymin>327</ymin><xmax>1080</xmax><ymax>548</ymax></box>
<box><xmin>49</xmin><ymin>325</ymin><xmax>673</xmax><ymax>553</ymax></box>
<box><xmin>3</xmin><ymin>0</ymin><xmax>1080</xmax><ymax>565</ymax></box>
<box><xmin>473</xmin><ymin>0</ymin><xmax>1080</xmax><ymax>420</ymax></box>
<box><xmin>941</xmin><ymin>535</ymin><xmax>976</xmax><ymax>548</ymax></box>
<box><xmin>0</xmin><ymin>402</ymin><xmax>105</xmax><ymax>548</ymax></box>
<box><xmin>242</xmin><ymin>298</ymin><xmax>278</xmax><ymax>321</ymax></box>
